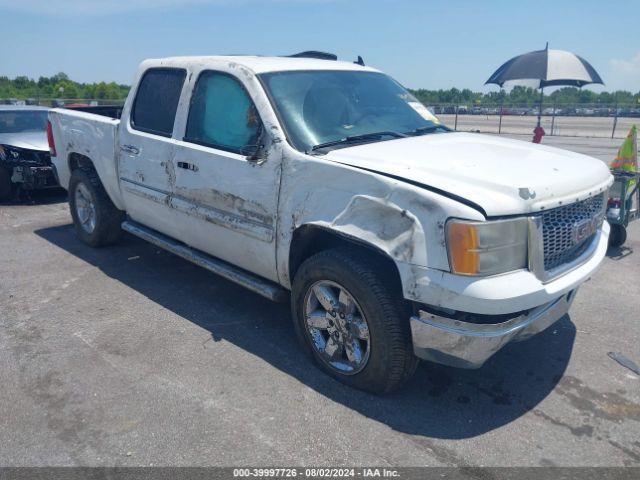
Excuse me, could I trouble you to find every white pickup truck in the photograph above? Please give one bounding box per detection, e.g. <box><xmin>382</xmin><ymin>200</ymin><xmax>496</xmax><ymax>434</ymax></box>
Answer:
<box><xmin>48</xmin><ymin>53</ymin><xmax>613</xmax><ymax>393</ymax></box>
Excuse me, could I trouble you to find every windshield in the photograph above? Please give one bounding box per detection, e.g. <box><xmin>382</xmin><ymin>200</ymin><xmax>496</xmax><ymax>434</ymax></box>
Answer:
<box><xmin>0</xmin><ymin>111</ymin><xmax>48</xmax><ymax>134</ymax></box>
<box><xmin>259</xmin><ymin>70</ymin><xmax>446</xmax><ymax>153</ymax></box>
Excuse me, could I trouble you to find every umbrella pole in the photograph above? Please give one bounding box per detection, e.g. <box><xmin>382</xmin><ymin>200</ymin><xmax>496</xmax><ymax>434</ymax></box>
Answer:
<box><xmin>537</xmin><ymin>87</ymin><xmax>544</xmax><ymax>128</ymax></box>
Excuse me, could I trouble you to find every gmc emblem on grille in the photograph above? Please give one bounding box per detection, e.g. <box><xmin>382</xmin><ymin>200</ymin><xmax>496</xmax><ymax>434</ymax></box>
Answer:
<box><xmin>572</xmin><ymin>217</ymin><xmax>598</xmax><ymax>244</ymax></box>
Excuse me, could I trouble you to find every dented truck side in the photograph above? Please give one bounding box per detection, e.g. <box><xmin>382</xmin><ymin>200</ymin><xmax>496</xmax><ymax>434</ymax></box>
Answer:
<box><xmin>48</xmin><ymin>55</ymin><xmax>614</xmax><ymax>393</ymax></box>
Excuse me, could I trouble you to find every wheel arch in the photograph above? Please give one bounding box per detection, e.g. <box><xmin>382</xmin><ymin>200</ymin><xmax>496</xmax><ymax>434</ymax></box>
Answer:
<box><xmin>68</xmin><ymin>151</ymin><xmax>97</xmax><ymax>173</ymax></box>
<box><xmin>67</xmin><ymin>152</ymin><xmax>125</xmax><ymax>210</ymax></box>
<box><xmin>288</xmin><ymin>224</ymin><xmax>405</xmax><ymax>297</ymax></box>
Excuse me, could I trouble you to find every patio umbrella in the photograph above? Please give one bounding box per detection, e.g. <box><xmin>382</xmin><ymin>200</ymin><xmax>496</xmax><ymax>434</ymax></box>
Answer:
<box><xmin>486</xmin><ymin>43</ymin><xmax>604</xmax><ymax>126</ymax></box>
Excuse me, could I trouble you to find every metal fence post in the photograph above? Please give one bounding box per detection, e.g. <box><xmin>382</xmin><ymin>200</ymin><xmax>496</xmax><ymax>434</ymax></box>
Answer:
<box><xmin>454</xmin><ymin>103</ymin><xmax>459</xmax><ymax>131</ymax></box>
<box><xmin>612</xmin><ymin>94</ymin><xmax>618</xmax><ymax>139</ymax></box>
<box><xmin>498</xmin><ymin>96</ymin><xmax>504</xmax><ymax>134</ymax></box>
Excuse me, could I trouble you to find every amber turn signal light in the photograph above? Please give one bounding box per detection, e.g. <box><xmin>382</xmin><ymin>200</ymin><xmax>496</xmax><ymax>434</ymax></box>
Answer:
<box><xmin>447</xmin><ymin>222</ymin><xmax>480</xmax><ymax>275</ymax></box>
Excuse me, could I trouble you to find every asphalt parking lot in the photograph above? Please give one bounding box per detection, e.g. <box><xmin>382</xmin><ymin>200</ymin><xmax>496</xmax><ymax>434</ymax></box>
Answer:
<box><xmin>1</xmin><ymin>139</ymin><xmax>639</xmax><ymax>467</ymax></box>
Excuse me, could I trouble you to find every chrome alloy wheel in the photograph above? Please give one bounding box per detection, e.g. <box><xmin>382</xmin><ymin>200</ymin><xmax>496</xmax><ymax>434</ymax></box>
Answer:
<box><xmin>303</xmin><ymin>280</ymin><xmax>371</xmax><ymax>375</ymax></box>
<box><xmin>74</xmin><ymin>183</ymin><xmax>96</xmax><ymax>234</ymax></box>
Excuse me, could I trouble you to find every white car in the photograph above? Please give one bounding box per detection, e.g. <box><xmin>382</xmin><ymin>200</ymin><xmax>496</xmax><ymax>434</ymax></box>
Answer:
<box><xmin>47</xmin><ymin>52</ymin><xmax>613</xmax><ymax>393</ymax></box>
<box><xmin>0</xmin><ymin>105</ymin><xmax>56</xmax><ymax>200</ymax></box>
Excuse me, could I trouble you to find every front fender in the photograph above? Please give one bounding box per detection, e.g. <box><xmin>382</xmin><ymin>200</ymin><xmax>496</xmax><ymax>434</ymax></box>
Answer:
<box><xmin>308</xmin><ymin>195</ymin><xmax>427</xmax><ymax>265</ymax></box>
<box><xmin>275</xmin><ymin>153</ymin><xmax>485</xmax><ymax>288</ymax></box>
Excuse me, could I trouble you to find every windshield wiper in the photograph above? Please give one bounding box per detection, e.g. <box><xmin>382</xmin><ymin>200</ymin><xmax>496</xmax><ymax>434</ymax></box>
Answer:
<box><xmin>407</xmin><ymin>124</ymin><xmax>451</xmax><ymax>136</ymax></box>
<box><xmin>309</xmin><ymin>131</ymin><xmax>407</xmax><ymax>153</ymax></box>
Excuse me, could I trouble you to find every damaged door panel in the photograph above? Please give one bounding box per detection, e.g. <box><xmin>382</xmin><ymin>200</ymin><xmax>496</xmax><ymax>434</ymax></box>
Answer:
<box><xmin>168</xmin><ymin>67</ymin><xmax>282</xmax><ymax>282</ymax></box>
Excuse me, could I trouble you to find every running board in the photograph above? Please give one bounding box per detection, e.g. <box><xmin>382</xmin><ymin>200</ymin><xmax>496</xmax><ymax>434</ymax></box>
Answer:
<box><xmin>121</xmin><ymin>220</ymin><xmax>289</xmax><ymax>302</ymax></box>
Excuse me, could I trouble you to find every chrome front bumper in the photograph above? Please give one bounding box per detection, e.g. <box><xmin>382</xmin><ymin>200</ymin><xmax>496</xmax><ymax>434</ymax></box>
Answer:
<box><xmin>410</xmin><ymin>289</ymin><xmax>576</xmax><ymax>368</ymax></box>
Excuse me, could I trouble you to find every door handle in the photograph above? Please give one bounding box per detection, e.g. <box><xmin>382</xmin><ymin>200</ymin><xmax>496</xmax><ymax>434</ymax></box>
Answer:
<box><xmin>177</xmin><ymin>161</ymin><xmax>199</xmax><ymax>172</ymax></box>
<box><xmin>120</xmin><ymin>144</ymin><xmax>140</xmax><ymax>155</ymax></box>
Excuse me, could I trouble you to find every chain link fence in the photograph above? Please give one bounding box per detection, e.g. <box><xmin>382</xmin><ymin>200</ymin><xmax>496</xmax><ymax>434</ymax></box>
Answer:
<box><xmin>429</xmin><ymin>103</ymin><xmax>639</xmax><ymax>139</ymax></box>
<box><xmin>2</xmin><ymin>98</ymin><xmax>638</xmax><ymax>139</ymax></box>
<box><xmin>0</xmin><ymin>98</ymin><xmax>125</xmax><ymax>108</ymax></box>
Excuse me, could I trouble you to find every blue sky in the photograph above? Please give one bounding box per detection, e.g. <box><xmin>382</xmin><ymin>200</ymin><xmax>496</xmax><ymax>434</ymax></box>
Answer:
<box><xmin>1</xmin><ymin>0</ymin><xmax>639</xmax><ymax>92</ymax></box>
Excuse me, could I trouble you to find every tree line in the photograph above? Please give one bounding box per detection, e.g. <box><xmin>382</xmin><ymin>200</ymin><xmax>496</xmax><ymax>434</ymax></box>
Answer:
<box><xmin>0</xmin><ymin>72</ymin><xmax>129</xmax><ymax>101</ymax></box>
<box><xmin>1</xmin><ymin>73</ymin><xmax>639</xmax><ymax>106</ymax></box>
<box><xmin>410</xmin><ymin>86</ymin><xmax>640</xmax><ymax>106</ymax></box>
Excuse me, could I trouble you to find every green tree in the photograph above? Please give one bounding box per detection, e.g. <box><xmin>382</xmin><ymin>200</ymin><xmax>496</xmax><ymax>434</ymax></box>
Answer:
<box><xmin>0</xmin><ymin>73</ymin><xmax>633</xmax><ymax>107</ymax></box>
<box><xmin>93</xmin><ymin>82</ymin><xmax>108</xmax><ymax>99</ymax></box>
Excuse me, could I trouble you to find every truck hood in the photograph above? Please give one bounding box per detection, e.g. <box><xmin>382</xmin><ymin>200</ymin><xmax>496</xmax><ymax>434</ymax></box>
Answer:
<box><xmin>0</xmin><ymin>131</ymin><xmax>48</xmax><ymax>151</ymax></box>
<box><xmin>326</xmin><ymin>132</ymin><xmax>613</xmax><ymax>217</ymax></box>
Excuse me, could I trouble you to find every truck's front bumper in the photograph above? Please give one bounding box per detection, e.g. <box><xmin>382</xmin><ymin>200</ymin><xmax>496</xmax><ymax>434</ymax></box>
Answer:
<box><xmin>410</xmin><ymin>289</ymin><xmax>576</xmax><ymax>368</ymax></box>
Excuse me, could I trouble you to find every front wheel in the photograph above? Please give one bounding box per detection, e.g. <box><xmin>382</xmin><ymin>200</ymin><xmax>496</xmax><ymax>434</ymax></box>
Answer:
<box><xmin>291</xmin><ymin>247</ymin><xmax>418</xmax><ymax>394</ymax></box>
<box><xmin>69</xmin><ymin>168</ymin><xmax>124</xmax><ymax>247</ymax></box>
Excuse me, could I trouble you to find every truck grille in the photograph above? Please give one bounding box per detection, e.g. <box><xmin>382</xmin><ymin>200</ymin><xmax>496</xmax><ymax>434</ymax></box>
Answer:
<box><xmin>541</xmin><ymin>194</ymin><xmax>605</xmax><ymax>271</ymax></box>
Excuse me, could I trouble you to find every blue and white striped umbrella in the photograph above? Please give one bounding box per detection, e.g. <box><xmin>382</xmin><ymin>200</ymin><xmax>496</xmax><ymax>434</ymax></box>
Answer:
<box><xmin>486</xmin><ymin>46</ymin><xmax>604</xmax><ymax>88</ymax></box>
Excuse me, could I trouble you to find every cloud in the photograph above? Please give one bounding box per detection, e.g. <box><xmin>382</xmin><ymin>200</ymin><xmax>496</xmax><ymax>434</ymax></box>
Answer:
<box><xmin>0</xmin><ymin>0</ymin><xmax>331</xmax><ymax>15</ymax></box>
<box><xmin>610</xmin><ymin>52</ymin><xmax>640</xmax><ymax>91</ymax></box>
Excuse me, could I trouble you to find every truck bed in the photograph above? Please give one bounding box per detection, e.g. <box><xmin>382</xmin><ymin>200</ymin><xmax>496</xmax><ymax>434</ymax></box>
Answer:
<box><xmin>48</xmin><ymin>108</ymin><xmax>125</xmax><ymax>209</ymax></box>
<box><xmin>62</xmin><ymin>105</ymin><xmax>123</xmax><ymax>119</ymax></box>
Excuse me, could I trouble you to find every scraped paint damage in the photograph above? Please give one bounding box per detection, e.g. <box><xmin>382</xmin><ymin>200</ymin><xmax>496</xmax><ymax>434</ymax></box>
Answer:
<box><xmin>295</xmin><ymin>195</ymin><xmax>428</xmax><ymax>267</ymax></box>
<box><xmin>174</xmin><ymin>186</ymin><xmax>273</xmax><ymax>227</ymax></box>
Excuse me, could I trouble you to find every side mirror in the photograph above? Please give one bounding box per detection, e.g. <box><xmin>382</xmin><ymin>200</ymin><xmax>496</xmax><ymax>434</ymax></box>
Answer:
<box><xmin>240</xmin><ymin>143</ymin><xmax>265</xmax><ymax>163</ymax></box>
<box><xmin>241</xmin><ymin>125</ymin><xmax>267</xmax><ymax>163</ymax></box>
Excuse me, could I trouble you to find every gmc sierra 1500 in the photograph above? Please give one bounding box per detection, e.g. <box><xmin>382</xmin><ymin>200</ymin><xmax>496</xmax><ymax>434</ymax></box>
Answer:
<box><xmin>48</xmin><ymin>53</ymin><xmax>613</xmax><ymax>393</ymax></box>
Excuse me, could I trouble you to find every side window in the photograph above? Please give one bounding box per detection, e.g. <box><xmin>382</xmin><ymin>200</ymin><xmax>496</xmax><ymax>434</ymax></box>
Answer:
<box><xmin>131</xmin><ymin>68</ymin><xmax>186</xmax><ymax>137</ymax></box>
<box><xmin>185</xmin><ymin>71</ymin><xmax>261</xmax><ymax>153</ymax></box>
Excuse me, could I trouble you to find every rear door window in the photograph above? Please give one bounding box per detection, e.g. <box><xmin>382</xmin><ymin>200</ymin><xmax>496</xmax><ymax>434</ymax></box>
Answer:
<box><xmin>184</xmin><ymin>71</ymin><xmax>261</xmax><ymax>153</ymax></box>
<box><xmin>131</xmin><ymin>68</ymin><xmax>186</xmax><ymax>137</ymax></box>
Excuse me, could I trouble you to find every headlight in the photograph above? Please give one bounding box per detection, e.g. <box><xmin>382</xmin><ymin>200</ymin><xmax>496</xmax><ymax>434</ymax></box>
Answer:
<box><xmin>446</xmin><ymin>218</ymin><xmax>528</xmax><ymax>276</ymax></box>
<box><xmin>0</xmin><ymin>145</ymin><xmax>20</xmax><ymax>162</ymax></box>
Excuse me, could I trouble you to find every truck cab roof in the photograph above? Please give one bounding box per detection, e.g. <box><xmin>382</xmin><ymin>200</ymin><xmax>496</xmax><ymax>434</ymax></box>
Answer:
<box><xmin>141</xmin><ymin>55</ymin><xmax>380</xmax><ymax>75</ymax></box>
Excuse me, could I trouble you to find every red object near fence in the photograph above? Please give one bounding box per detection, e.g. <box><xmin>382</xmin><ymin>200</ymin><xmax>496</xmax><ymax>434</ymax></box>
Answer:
<box><xmin>533</xmin><ymin>125</ymin><xmax>545</xmax><ymax>143</ymax></box>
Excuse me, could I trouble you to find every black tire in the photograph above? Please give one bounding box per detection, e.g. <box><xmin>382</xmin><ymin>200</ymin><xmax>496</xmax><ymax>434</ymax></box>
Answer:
<box><xmin>0</xmin><ymin>166</ymin><xmax>13</xmax><ymax>201</ymax></box>
<box><xmin>291</xmin><ymin>247</ymin><xmax>418</xmax><ymax>394</ymax></box>
<box><xmin>608</xmin><ymin>223</ymin><xmax>627</xmax><ymax>248</ymax></box>
<box><xmin>69</xmin><ymin>167</ymin><xmax>124</xmax><ymax>247</ymax></box>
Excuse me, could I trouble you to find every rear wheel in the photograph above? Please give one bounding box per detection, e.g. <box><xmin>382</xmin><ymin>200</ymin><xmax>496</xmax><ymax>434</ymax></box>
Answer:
<box><xmin>608</xmin><ymin>224</ymin><xmax>627</xmax><ymax>248</ymax></box>
<box><xmin>69</xmin><ymin>168</ymin><xmax>124</xmax><ymax>247</ymax></box>
<box><xmin>291</xmin><ymin>247</ymin><xmax>418</xmax><ymax>394</ymax></box>
<box><xmin>0</xmin><ymin>166</ymin><xmax>13</xmax><ymax>201</ymax></box>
